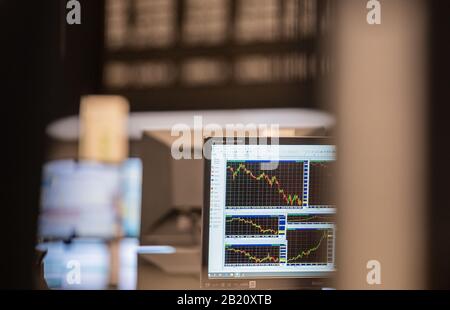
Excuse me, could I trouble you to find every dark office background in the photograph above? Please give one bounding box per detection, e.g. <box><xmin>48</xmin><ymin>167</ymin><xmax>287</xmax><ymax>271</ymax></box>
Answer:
<box><xmin>1</xmin><ymin>0</ymin><xmax>450</xmax><ymax>289</ymax></box>
<box><xmin>428</xmin><ymin>0</ymin><xmax>450</xmax><ymax>290</ymax></box>
<box><xmin>1</xmin><ymin>0</ymin><xmax>104</xmax><ymax>289</ymax></box>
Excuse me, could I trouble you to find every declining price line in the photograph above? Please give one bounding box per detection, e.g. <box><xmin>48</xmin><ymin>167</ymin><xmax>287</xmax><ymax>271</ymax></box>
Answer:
<box><xmin>310</xmin><ymin>162</ymin><xmax>332</xmax><ymax>169</ymax></box>
<box><xmin>227</xmin><ymin>163</ymin><xmax>302</xmax><ymax>206</ymax></box>
<box><xmin>226</xmin><ymin>217</ymin><xmax>278</xmax><ymax>234</ymax></box>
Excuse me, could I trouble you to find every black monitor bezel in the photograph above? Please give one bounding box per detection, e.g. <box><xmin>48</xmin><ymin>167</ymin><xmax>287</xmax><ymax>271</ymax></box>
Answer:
<box><xmin>201</xmin><ymin>136</ymin><xmax>335</xmax><ymax>289</ymax></box>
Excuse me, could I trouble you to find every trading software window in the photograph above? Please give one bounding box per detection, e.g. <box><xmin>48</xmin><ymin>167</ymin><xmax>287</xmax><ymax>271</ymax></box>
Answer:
<box><xmin>208</xmin><ymin>143</ymin><xmax>336</xmax><ymax>279</ymax></box>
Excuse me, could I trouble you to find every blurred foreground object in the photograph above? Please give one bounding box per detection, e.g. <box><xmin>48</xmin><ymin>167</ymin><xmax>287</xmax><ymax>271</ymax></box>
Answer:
<box><xmin>333</xmin><ymin>0</ymin><xmax>427</xmax><ymax>289</ymax></box>
<box><xmin>38</xmin><ymin>238</ymin><xmax>138</xmax><ymax>290</ymax></box>
<box><xmin>79</xmin><ymin>95</ymin><xmax>129</xmax><ymax>163</ymax></box>
<box><xmin>38</xmin><ymin>159</ymin><xmax>142</xmax><ymax>240</ymax></box>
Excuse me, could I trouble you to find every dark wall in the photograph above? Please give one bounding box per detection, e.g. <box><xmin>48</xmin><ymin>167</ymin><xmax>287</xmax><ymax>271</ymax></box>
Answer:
<box><xmin>0</xmin><ymin>0</ymin><xmax>103</xmax><ymax>288</ymax></box>
<box><xmin>428</xmin><ymin>0</ymin><xmax>450</xmax><ymax>290</ymax></box>
<box><xmin>1</xmin><ymin>1</ymin><xmax>50</xmax><ymax>289</ymax></box>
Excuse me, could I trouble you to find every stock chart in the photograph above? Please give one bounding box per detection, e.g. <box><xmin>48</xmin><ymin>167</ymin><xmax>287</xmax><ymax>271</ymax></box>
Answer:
<box><xmin>224</xmin><ymin>244</ymin><xmax>281</xmax><ymax>266</ymax></box>
<box><xmin>308</xmin><ymin>161</ymin><xmax>335</xmax><ymax>207</ymax></box>
<box><xmin>225</xmin><ymin>215</ymin><xmax>281</xmax><ymax>238</ymax></box>
<box><xmin>225</xmin><ymin>161</ymin><xmax>305</xmax><ymax>208</ymax></box>
<box><xmin>286</xmin><ymin>228</ymin><xmax>333</xmax><ymax>265</ymax></box>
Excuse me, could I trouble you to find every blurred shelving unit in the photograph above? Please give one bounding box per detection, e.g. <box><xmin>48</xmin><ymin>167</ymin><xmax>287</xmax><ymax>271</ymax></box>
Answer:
<box><xmin>102</xmin><ymin>0</ymin><xmax>331</xmax><ymax>110</ymax></box>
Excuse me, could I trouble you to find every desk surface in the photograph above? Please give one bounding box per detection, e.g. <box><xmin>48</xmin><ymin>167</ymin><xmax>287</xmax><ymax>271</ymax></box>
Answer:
<box><xmin>46</xmin><ymin>108</ymin><xmax>334</xmax><ymax>141</ymax></box>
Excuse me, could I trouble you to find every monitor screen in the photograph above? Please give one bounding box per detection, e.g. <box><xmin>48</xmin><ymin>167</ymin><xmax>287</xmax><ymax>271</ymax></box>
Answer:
<box><xmin>39</xmin><ymin>158</ymin><xmax>142</xmax><ymax>239</ymax></box>
<box><xmin>38</xmin><ymin>238</ymin><xmax>138</xmax><ymax>289</ymax></box>
<box><xmin>206</xmin><ymin>141</ymin><xmax>336</xmax><ymax>280</ymax></box>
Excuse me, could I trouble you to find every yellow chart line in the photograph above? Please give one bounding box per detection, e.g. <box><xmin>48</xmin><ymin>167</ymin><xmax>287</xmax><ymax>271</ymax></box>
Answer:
<box><xmin>287</xmin><ymin>230</ymin><xmax>328</xmax><ymax>262</ymax></box>
<box><xmin>226</xmin><ymin>217</ymin><xmax>278</xmax><ymax>234</ymax></box>
<box><xmin>226</xmin><ymin>247</ymin><xmax>279</xmax><ymax>263</ymax></box>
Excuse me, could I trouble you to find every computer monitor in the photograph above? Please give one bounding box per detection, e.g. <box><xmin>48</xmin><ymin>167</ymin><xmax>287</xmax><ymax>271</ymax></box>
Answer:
<box><xmin>39</xmin><ymin>158</ymin><xmax>142</xmax><ymax>239</ymax></box>
<box><xmin>202</xmin><ymin>137</ymin><xmax>336</xmax><ymax>289</ymax></box>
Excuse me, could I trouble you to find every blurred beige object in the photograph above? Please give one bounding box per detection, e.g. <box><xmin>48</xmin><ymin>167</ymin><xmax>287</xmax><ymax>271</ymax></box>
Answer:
<box><xmin>333</xmin><ymin>0</ymin><xmax>427</xmax><ymax>289</ymax></box>
<box><xmin>79</xmin><ymin>95</ymin><xmax>129</xmax><ymax>163</ymax></box>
